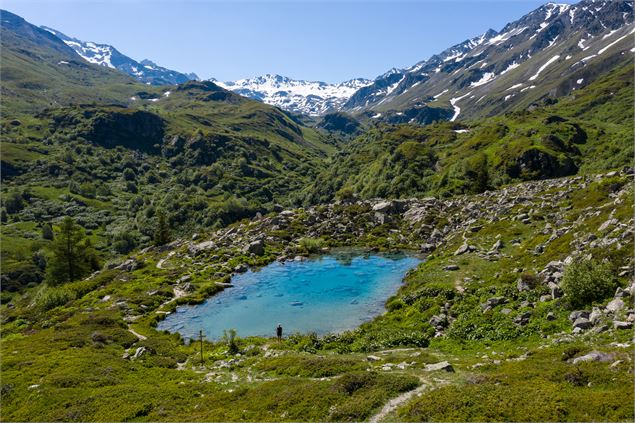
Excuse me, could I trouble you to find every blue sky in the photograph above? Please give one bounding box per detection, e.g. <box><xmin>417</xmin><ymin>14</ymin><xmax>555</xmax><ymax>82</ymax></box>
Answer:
<box><xmin>3</xmin><ymin>0</ymin><xmax>571</xmax><ymax>83</ymax></box>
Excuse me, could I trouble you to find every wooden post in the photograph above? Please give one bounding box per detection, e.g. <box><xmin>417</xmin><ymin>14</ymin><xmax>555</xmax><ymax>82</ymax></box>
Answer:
<box><xmin>199</xmin><ymin>330</ymin><xmax>204</xmax><ymax>364</ymax></box>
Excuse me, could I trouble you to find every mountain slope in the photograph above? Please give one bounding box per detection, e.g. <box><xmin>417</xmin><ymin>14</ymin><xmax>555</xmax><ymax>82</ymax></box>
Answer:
<box><xmin>41</xmin><ymin>26</ymin><xmax>199</xmax><ymax>86</ymax></box>
<box><xmin>342</xmin><ymin>0</ymin><xmax>634</xmax><ymax>123</ymax></box>
<box><xmin>212</xmin><ymin>74</ymin><xmax>372</xmax><ymax>116</ymax></box>
<box><xmin>0</xmin><ymin>9</ymin><xmax>138</xmax><ymax>114</ymax></box>
<box><xmin>305</xmin><ymin>59</ymin><xmax>633</xmax><ymax>204</ymax></box>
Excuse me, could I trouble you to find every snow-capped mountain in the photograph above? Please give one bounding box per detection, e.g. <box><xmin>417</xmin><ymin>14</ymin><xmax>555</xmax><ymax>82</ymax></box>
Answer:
<box><xmin>41</xmin><ymin>26</ymin><xmax>198</xmax><ymax>86</ymax></box>
<box><xmin>342</xmin><ymin>0</ymin><xmax>634</xmax><ymax>122</ymax></box>
<box><xmin>211</xmin><ymin>74</ymin><xmax>372</xmax><ymax>116</ymax></box>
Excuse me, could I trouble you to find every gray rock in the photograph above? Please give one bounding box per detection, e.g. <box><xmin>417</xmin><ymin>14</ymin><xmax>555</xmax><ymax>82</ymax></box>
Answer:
<box><xmin>492</xmin><ymin>239</ymin><xmax>504</xmax><ymax>251</ymax></box>
<box><xmin>421</xmin><ymin>243</ymin><xmax>436</xmax><ymax>253</ymax></box>
<box><xmin>615</xmin><ymin>287</ymin><xmax>630</xmax><ymax>297</ymax></box>
<box><xmin>189</xmin><ymin>240</ymin><xmax>215</xmax><ymax>256</ymax></box>
<box><xmin>546</xmin><ymin>312</ymin><xmax>556</xmax><ymax>321</ymax></box>
<box><xmin>444</xmin><ymin>264</ymin><xmax>459</xmax><ymax>271</ymax></box>
<box><xmin>589</xmin><ymin>308</ymin><xmax>603</xmax><ymax>324</ymax></box>
<box><xmin>606</xmin><ymin>298</ymin><xmax>625</xmax><ymax>313</ymax></box>
<box><xmin>514</xmin><ymin>311</ymin><xmax>531</xmax><ymax>326</ymax></box>
<box><xmin>569</xmin><ymin>310</ymin><xmax>590</xmax><ymax>322</ymax></box>
<box><xmin>234</xmin><ymin>264</ymin><xmax>248</xmax><ymax>273</ymax></box>
<box><xmin>425</xmin><ymin>361</ymin><xmax>454</xmax><ymax>372</ymax></box>
<box><xmin>598</xmin><ymin>218</ymin><xmax>618</xmax><ymax>232</ymax></box>
<box><xmin>572</xmin><ymin>317</ymin><xmax>592</xmax><ymax>330</ymax></box>
<box><xmin>454</xmin><ymin>243</ymin><xmax>475</xmax><ymax>256</ymax></box>
<box><xmin>613</xmin><ymin>321</ymin><xmax>633</xmax><ymax>330</ymax></box>
<box><xmin>177</xmin><ymin>274</ymin><xmax>191</xmax><ymax>284</ymax></box>
<box><xmin>482</xmin><ymin>297</ymin><xmax>507</xmax><ymax>310</ymax></box>
<box><xmin>367</xmin><ymin>355</ymin><xmax>382</xmax><ymax>362</ymax></box>
<box><xmin>429</xmin><ymin>314</ymin><xmax>448</xmax><ymax>329</ymax></box>
<box><xmin>548</xmin><ymin>281</ymin><xmax>562</xmax><ymax>299</ymax></box>
<box><xmin>571</xmin><ymin>351</ymin><xmax>615</xmax><ymax>364</ymax></box>
<box><xmin>517</xmin><ymin>278</ymin><xmax>531</xmax><ymax>292</ymax></box>
<box><xmin>592</xmin><ymin>324</ymin><xmax>609</xmax><ymax>334</ymax></box>
<box><xmin>132</xmin><ymin>347</ymin><xmax>146</xmax><ymax>359</ymax></box>
<box><xmin>246</xmin><ymin>240</ymin><xmax>265</xmax><ymax>256</ymax></box>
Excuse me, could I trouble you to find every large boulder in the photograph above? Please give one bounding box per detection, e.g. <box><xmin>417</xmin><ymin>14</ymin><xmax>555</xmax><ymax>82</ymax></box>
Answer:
<box><xmin>246</xmin><ymin>240</ymin><xmax>265</xmax><ymax>256</ymax></box>
<box><xmin>606</xmin><ymin>298</ymin><xmax>625</xmax><ymax>313</ymax></box>
<box><xmin>189</xmin><ymin>240</ymin><xmax>215</xmax><ymax>256</ymax></box>
<box><xmin>572</xmin><ymin>317</ymin><xmax>592</xmax><ymax>331</ymax></box>
<box><xmin>571</xmin><ymin>351</ymin><xmax>615</xmax><ymax>364</ymax></box>
<box><xmin>425</xmin><ymin>361</ymin><xmax>454</xmax><ymax>372</ymax></box>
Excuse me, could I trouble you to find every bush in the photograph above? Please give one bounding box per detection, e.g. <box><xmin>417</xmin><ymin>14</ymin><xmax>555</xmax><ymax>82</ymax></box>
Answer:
<box><xmin>222</xmin><ymin>329</ymin><xmax>239</xmax><ymax>354</ymax></box>
<box><xmin>561</xmin><ymin>259</ymin><xmax>618</xmax><ymax>309</ymax></box>
<box><xmin>298</xmin><ymin>237</ymin><xmax>325</xmax><ymax>254</ymax></box>
<box><xmin>4</xmin><ymin>190</ymin><xmax>24</xmax><ymax>214</ymax></box>
<box><xmin>38</xmin><ymin>287</ymin><xmax>74</xmax><ymax>310</ymax></box>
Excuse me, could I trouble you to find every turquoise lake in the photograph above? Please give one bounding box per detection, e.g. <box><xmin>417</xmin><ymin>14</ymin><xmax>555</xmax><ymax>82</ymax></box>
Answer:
<box><xmin>157</xmin><ymin>250</ymin><xmax>421</xmax><ymax>340</ymax></box>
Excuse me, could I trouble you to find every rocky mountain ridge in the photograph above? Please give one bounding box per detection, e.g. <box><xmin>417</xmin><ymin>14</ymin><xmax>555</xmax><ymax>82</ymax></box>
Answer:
<box><xmin>40</xmin><ymin>26</ymin><xmax>199</xmax><ymax>86</ymax></box>
<box><xmin>341</xmin><ymin>0</ymin><xmax>634</xmax><ymax>122</ymax></box>
<box><xmin>211</xmin><ymin>74</ymin><xmax>372</xmax><ymax>116</ymax></box>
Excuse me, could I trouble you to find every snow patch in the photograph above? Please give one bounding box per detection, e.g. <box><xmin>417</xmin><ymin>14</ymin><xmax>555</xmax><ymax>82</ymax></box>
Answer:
<box><xmin>470</xmin><ymin>72</ymin><xmax>496</xmax><ymax>88</ymax></box>
<box><xmin>597</xmin><ymin>29</ymin><xmax>635</xmax><ymax>55</ymax></box>
<box><xmin>449</xmin><ymin>91</ymin><xmax>472</xmax><ymax>122</ymax></box>
<box><xmin>433</xmin><ymin>89</ymin><xmax>449</xmax><ymax>99</ymax></box>
<box><xmin>506</xmin><ymin>83</ymin><xmax>524</xmax><ymax>91</ymax></box>
<box><xmin>529</xmin><ymin>55</ymin><xmax>560</xmax><ymax>81</ymax></box>
<box><xmin>500</xmin><ymin>62</ymin><xmax>519</xmax><ymax>75</ymax></box>
<box><xmin>576</xmin><ymin>78</ymin><xmax>584</xmax><ymax>84</ymax></box>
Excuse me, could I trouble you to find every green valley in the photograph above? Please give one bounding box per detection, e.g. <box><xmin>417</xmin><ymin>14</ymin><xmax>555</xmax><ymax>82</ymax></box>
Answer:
<box><xmin>1</xmin><ymin>3</ymin><xmax>634</xmax><ymax>422</ymax></box>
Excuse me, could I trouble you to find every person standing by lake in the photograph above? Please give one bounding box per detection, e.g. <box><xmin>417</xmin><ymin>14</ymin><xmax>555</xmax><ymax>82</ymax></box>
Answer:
<box><xmin>276</xmin><ymin>324</ymin><xmax>283</xmax><ymax>342</ymax></box>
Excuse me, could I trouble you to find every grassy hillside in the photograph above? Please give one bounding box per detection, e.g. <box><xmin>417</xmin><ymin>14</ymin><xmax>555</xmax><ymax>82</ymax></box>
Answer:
<box><xmin>1</xmin><ymin>171</ymin><xmax>632</xmax><ymax>421</ymax></box>
<box><xmin>0</xmin><ymin>10</ymin><xmax>139</xmax><ymax>115</ymax></box>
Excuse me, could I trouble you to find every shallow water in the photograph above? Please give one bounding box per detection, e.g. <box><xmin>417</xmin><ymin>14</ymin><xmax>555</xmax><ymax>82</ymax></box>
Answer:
<box><xmin>158</xmin><ymin>250</ymin><xmax>421</xmax><ymax>340</ymax></box>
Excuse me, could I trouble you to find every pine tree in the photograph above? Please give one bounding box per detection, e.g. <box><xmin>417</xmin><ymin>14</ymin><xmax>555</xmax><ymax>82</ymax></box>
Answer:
<box><xmin>42</xmin><ymin>223</ymin><xmax>54</xmax><ymax>240</ymax></box>
<box><xmin>154</xmin><ymin>210</ymin><xmax>171</xmax><ymax>246</ymax></box>
<box><xmin>46</xmin><ymin>217</ymin><xmax>98</xmax><ymax>285</ymax></box>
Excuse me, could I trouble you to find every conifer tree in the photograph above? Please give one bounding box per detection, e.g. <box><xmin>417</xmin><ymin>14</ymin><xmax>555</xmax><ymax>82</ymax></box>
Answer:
<box><xmin>46</xmin><ymin>217</ymin><xmax>98</xmax><ymax>285</ymax></box>
<box><xmin>154</xmin><ymin>210</ymin><xmax>171</xmax><ymax>246</ymax></box>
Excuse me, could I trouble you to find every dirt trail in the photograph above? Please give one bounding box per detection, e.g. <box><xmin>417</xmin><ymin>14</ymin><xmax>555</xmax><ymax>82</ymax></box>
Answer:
<box><xmin>128</xmin><ymin>327</ymin><xmax>147</xmax><ymax>341</ymax></box>
<box><xmin>368</xmin><ymin>381</ymin><xmax>429</xmax><ymax>423</ymax></box>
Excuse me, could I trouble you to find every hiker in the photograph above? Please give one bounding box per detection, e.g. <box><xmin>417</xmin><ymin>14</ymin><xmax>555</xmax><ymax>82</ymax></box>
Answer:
<box><xmin>276</xmin><ymin>324</ymin><xmax>283</xmax><ymax>342</ymax></box>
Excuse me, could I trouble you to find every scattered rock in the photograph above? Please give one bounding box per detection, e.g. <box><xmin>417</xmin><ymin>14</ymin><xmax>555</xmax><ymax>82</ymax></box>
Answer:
<box><xmin>234</xmin><ymin>264</ymin><xmax>248</xmax><ymax>273</ymax></box>
<box><xmin>572</xmin><ymin>317</ymin><xmax>592</xmax><ymax>331</ymax></box>
<box><xmin>482</xmin><ymin>297</ymin><xmax>507</xmax><ymax>311</ymax></box>
<box><xmin>454</xmin><ymin>242</ymin><xmax>475</xmax><ymax>256</ymax></box>
<box><xmin>444</xmin><ymin>264</ymin><xmax>459</xmax><ymax>271</ymax></box>
<box><xmin>425</xmin><ymin>361</ymin><xmax>454</xmax><ymax>372</ymax></box>
<box><xmin>492</xmin><ymin>239</ymin><xmax>504</xmax><ymax>251</ymax></box>
<box><xmin>569</xmin><ymin>310</ymin><xmax>590</xmax><ymax>322</ymax></box>
<box><xmin>571</xmin><ymin>351</ymin><xmax>615</xmax><ymax>364</ymax></box>
<box><xmin>606</xmin><ymin>298</ymin><xmax>625</xmax><ymax>313</ymax></box>
<box><xmin>246</xmin><ymin>240</ymin><xmax>265</xmax><ymax>256</ymax></box>
<box><xmin>613</xmin><ymin>321</ymin><xmax>633</xmax><ymax>330</ymax></box>
<box><xmin>420</xmin><ymin>243</ymin><xmax>436</xmax><ymax>253</ymax></box>
<box><xmin>189</xmin><ymin>240</ymin><xmax>215</xmax><ymax>256</ymax></box>
<box><xmin>514</xmin><ymin>311</ymin><xmax>531</xmax><ymax>326</ymax></box>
